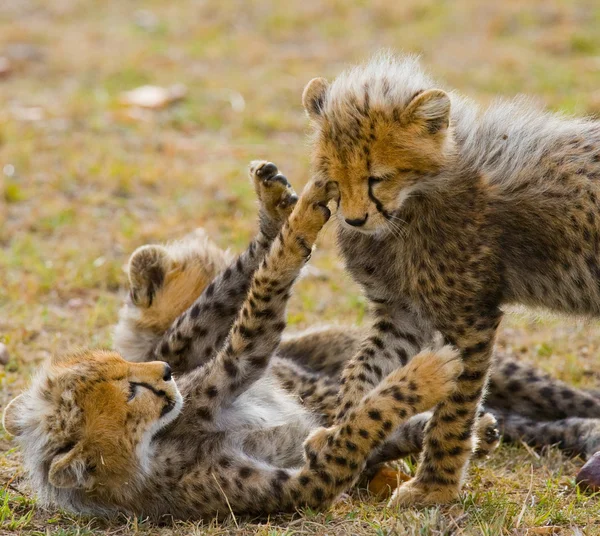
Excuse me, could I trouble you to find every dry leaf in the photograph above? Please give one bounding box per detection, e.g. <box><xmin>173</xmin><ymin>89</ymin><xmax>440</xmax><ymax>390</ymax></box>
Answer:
<box><xmin>10</xmin><ymin>104</ymin><xmax>44</xmax><ymax>121</ymax></box>
<box><xmin>367</xmin><ymin>467</ymin><xmax>411</xmax><ymax>498</ymax></box>
<box><xmin>120</xmin><ymin>84</ymin><xmax>187</xmax><ymax>109</ymax></box>
<box><xmin>0</xmin><ymin>57</ymin><xmax>11</xmax><ymax>78</ymax></box>
<box><xmin>0</xmin><ymin>343</ymin><xmax>10</xmax><ymax>365</ymax></box>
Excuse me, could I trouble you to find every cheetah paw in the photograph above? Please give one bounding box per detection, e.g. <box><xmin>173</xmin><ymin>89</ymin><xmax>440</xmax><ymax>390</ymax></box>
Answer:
<box><xmin>288</xmin><ymin>179</ymin><xmax>339</xmax><ymax>244</ymax></box>
<box><xmin>128</xmin><ymin>244</ymin><xmax>172</xmax><ymax>308</ymax></box>
<box><xmin>304</xmin><ymin>426</ymin><xmax>331</xmax><ymax>453</ymax></box>
<box><xmin>404</xmin><ymin>345</ymin><xmax>463</xmax><ymax>409</ymax></box>
<box><xmin>249</xmin><ymin>161</ymin><xmax>298</xmax><ymax>223</ymax></box>
<box><xmin>387</xmin><ymin>478</ymin><xmax>459</xmax><ymax>508</ymax></box>
<box><xmin>473</xmin><ymin>412</ymin><xmax>500</xmax><ymax>459</ymax></box>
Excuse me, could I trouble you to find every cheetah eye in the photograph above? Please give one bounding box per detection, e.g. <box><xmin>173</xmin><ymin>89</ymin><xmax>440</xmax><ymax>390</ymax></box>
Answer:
<box><xmin>128</xmin><ymin>382</ymin><xmax>138</xmax><ymax>401</ymax></box>
<box><xmin>368</xmin><ymin>172</ymin><xmax>395</xmax><ymax>184</ymax></box>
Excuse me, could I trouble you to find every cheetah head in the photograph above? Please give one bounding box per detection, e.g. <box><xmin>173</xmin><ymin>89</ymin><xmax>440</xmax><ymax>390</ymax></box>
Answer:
<box><xmin>302</xmin><ymin>53</ymin><xmax>455</xmax><ymax>235</ymax></box>
<box><xmin>2</xmin><ymin>350</ymin><xmax>182</xmax><ymax>509</ymax></box>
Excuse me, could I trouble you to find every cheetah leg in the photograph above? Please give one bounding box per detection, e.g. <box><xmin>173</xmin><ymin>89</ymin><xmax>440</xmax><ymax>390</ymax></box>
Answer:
<box><xmin>271</xmin><ymin>359</ymin><xmax>339</xmax><ymax>424</ymax></box>
<box><xmin>366</xmin><ymin>409</ymin><xmax>499</xmax><ymax>469</ymax></box>
<box><xmin>335</xmin><ymin>303</ymin><xmax>434</xmax><ymax>422</ymax></box>
<box><xmin>296</xmin><ymin>347</ymin><xmax>463</xmax><ymax>509</ymax></box>
<box><xmin>494</xmin><ymin>410</ymin><xmax>600</xmax><ymax>459</ymax></box>
<box><xmin>147</xmin><ymin>161</ymin><xmax>297</xmax><ymax>373</ymax></box>
<box><xmin>278</xmin><ymin>326</ymin><xmax>365</xmax><ymax>376</ymax></box>
<box><xmin>364</xmin><ymin>412</ymin><xmax>500</xmax><ymax>500</ymax></box>
<box><xmin>488</xmin><ymin>352</ymin><xmax>600</xmax><ymax>420</ymax></box>
<box><xmin>390</xmin><ymin>317</ymin><xmax>500</xmax><ymax>507</ymax></box>
<box><xmin>176</xmin><ymin>177</ymin><xmax>338</xmax><ymax>424</ymax></box>
<box><xmin>204</xmin><ymin>347</ymin><xmax>463</xmax><ymax>515</ymax></box>
<box><xmin>272</xmin><ymin>357</ymin><xmax>500</xmax><ymax>464</ymax></box>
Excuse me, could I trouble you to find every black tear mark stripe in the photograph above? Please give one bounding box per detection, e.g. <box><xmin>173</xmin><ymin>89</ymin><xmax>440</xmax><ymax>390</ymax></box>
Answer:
<box><xmin>368</xmin><ymin>178</ymin><xmax>393</xmax><ymax>219</ymax></box>
<box><xmin>130</xmin><ymin>381</ymin><xmax>166</xmax><ymax>398</ymax></box>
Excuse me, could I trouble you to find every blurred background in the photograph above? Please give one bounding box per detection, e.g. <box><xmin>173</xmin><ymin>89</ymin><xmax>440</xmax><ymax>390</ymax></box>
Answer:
<box><xmin>1</xmin><ymin>1</ymin><xmax>600</xmax><ymax>533</ymax></box>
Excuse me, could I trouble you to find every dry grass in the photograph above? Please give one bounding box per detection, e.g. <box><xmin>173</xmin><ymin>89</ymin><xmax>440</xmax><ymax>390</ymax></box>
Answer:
<box><xmin>1</xmin><ymin>0</ymin><xmax>600</xmax><ymax>534</ymax></box>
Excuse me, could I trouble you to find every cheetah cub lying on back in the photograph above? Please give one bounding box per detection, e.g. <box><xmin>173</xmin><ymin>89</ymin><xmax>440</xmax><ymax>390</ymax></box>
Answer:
<box><xmin>302</xmin><ymin>52</ymin><xmax>600</xmax><ymax>506</ymax></box>
<box><xmin>3</xmin><ymin>162</ymin><xmax>463</xmax><ymax>519</ymax></box>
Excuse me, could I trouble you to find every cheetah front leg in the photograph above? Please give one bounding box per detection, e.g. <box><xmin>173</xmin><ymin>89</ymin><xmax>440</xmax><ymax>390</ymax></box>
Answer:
<box><xmin>390</xmin><ymin>314</ymin><xmax>500</xmax><ymax>507</ymax></box>
<box><xmin>147</xmin><ymin>161</ymin><xmax>298</xmax><ymax>373</ymax></box>
<box><xmin>176</xmin><ymin>176</ymin><xmax>338</xmax><ymax>422</ymax></box>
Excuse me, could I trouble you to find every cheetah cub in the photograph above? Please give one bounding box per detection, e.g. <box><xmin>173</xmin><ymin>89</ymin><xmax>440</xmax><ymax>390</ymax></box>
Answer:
<box><xmin>121</xmin><ymin>227</ymin><xmax>600</xmax><ymax>464</ymax></box>
<box><xmin>2</xmin><ymin>162</ymin><xmax>462</xmax><ymax>519</ymax></box>
<box><xmin>302</xmin><ymin>53</ymin><xmax>600</xmax><ymax>506</ymax></box>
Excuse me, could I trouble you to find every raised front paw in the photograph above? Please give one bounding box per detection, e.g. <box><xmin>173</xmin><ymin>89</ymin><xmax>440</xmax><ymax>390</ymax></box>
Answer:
<box><xmin>249</xmin><ymin>161</ymin><xmax>298</xmax><ymax>228</ymax></box>
<box><xmin>288</xmin><ymin>179</ymin><xmax>339</xmax><ymax>246</ymax></box>
<box><xmin>388</xmin><ymin>478</ymin><xmax>460</xmax><ymax>508</ymax></box>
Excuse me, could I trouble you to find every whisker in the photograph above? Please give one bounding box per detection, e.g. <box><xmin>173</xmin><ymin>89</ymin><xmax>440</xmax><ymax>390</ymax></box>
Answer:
<box><xmin>385</xmin><ymin>218</ymin><xmax>405</xmax><ymax>240</ymax></box>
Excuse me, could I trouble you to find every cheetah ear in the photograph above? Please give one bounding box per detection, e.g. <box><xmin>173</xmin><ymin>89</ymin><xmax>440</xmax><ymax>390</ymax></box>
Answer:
<box><xmin>3</xmin><ymin>394</ymin><xmax>25</xmax><ymax>437</ymax></box>
<box><xmin>128</xmin><ymin>245</ymin><xmax>174</xmax><ymax>308</ymax></box>
<box><xmin>48</xmin><ymin>443</ymin><xmax>94</xmax><ymax>489</ymax></box>
<box><xmin>302</xmin><ymin>77</ymin><xmax>329</xmax><ymax>119</ymax></box>
<box><xmin>401</xmin><ymin>89</ymin><xmax>450</xmax><ymax>135</ymax></box>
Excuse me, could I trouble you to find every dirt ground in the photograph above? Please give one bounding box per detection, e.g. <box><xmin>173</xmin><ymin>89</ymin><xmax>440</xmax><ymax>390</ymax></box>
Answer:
<box><xmin>2</xmin><ymin>0</ymin><xmax>600</xmax><ymax>534</ymax></box>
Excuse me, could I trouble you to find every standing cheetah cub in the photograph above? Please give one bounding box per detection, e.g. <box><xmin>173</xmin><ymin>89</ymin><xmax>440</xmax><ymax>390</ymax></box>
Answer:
<box><xmin>2</xmin><ymin>162</ymin><xmax>462</xmax><ymax>519</ymax></box>
<box><xmin>302</xmin><ymin>53</ymin><xmax>600</xmax><ymax>506</ymax></box>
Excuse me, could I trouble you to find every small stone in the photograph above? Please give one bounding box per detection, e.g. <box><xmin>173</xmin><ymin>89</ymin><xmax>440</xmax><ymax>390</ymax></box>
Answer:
<box><xmin>10</xmin><ymin>104</ymin><xmax>44</xmax><ymax>122</ymax></box>
<box><xmin>0</xmin><ymin>343</ymin><xmax>10</xmax><ymax>365</ymax></box>
<box><xmin>576</xmin><ymin>451</ymin><xmax>600</xmax><ymax>492</ymax></box>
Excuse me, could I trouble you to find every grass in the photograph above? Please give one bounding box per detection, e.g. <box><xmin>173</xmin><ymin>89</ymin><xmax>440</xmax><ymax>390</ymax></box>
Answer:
<box><xmin>1</xmin><ymin>0</ymin><xmax>600</xmax><ymax>533</ymax></box>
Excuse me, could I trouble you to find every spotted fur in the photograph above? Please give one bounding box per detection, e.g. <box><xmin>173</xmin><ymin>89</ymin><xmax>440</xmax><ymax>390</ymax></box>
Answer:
<box><xmin>115</xmin><ymin>230</ymin><xmax>600</xmax><ymax>468</ymax></box>
<box><xmin>3</xmin><ymin>162</ymin><xmax>463</xmax><ymax>519</ymax></box>
<box><xmin>301</xmin><ymin>52</ymin><xmax>600</xmax><ymax>506</ymax></box>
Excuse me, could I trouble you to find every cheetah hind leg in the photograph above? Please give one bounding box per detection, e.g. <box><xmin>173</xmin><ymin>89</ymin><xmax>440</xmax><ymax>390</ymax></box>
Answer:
<box><xmin>128</xmin><ymin>244</ymin><xmax>174</xmax><ymax>308</ymax></box>
<box><xmin>298</xmin><ymin>346</ymin><xmax>464</xmax><ymax>506</ymax></box>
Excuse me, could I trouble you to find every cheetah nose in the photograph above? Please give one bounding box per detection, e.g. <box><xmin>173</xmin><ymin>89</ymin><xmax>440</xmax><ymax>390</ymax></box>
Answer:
<box><xmin>162</xmin><ymin>364</ymin><xmax>172</xmax><ymax>382</ymax></box>
<box><xmin>345</xmin><ymin>214</ymin><xmax>368</xmax><ymax>227</ymax></box>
